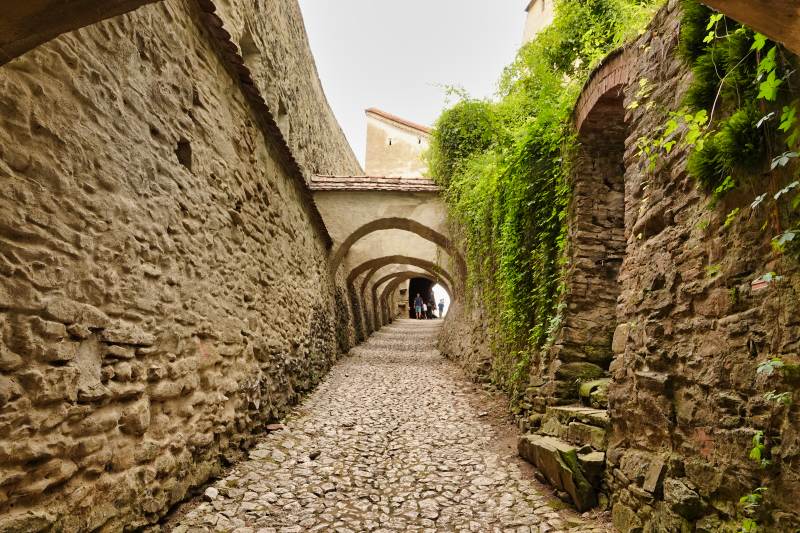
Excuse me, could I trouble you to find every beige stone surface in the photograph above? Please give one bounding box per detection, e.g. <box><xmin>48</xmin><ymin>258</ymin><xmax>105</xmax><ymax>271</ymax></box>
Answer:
<box><xmin>214</xmin><ymin>0</ymin><xmax>362</xmax><ymax>178</ymax></box>
<box><xmin>0</xmin><ymin>0</ymin><xmax>355</xmax><ymax>529</ymax></box>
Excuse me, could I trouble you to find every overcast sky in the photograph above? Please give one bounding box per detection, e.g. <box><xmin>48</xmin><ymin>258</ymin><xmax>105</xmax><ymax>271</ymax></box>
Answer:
<box><xmin>297</xmin><ymin>1</ymin><xmax>527</xmax><ymax>168</ymax></box>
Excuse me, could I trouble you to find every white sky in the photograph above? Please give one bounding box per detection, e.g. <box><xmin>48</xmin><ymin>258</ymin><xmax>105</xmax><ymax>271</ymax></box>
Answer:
<box><xmin>297</xmin><ymin>0</ymin><xmax>527</xmax><ymax>168</ymax></box>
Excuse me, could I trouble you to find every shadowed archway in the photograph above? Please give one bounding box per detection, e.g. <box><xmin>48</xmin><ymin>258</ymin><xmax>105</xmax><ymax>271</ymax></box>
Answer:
<box><xmin>370</xmin><ymin>269</ymin><xmax>453</xmax><ymax>325</ymax></box>
<box><xmin>378</xmin><ymin>272</ymin><xmax>452</xmax><ymax>322</ymax></box>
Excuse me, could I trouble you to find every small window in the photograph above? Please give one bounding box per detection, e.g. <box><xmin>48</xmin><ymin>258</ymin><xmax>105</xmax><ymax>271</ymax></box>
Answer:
<box><xmin>388</xmin><ymin>138</ymin><xmax>393</xmax><ymax>146</ymax></box>
<box><xmin>418</xmin><ymin>138</ymin><xmax>422</xmax><ymax>144</ymax></box>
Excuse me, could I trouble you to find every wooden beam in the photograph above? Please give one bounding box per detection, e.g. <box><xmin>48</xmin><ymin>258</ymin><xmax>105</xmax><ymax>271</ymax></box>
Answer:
<box><xmin>702</xmin><ymin>0</ymin><xmax>800</xmax><ymax>56</ymax></box>
<box><xmin>0</xmin><ymin>0</ymin><xmax>162</xmax><ymax>65</ymax></box>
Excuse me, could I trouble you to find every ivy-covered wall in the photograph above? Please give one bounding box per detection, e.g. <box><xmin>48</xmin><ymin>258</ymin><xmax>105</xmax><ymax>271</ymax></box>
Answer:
<box><xmin>433</xmin><ymin>0</ymin><xmax>800</xmax><ymax>529</ymax></box>
<box><xmin>432</xmin><ymin>0</ymin><xmax>660</xmax><ymax>407</ymax></box>
<box><xmin>607</xmin><ymin>2</ymin><xmax>800</xmax><ymax>530</ymax></box>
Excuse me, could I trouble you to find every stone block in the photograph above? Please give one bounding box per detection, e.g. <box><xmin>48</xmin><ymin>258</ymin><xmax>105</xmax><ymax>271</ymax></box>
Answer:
<box><xmin>18</xmin><ymin>367</ymin><xmax>80</xmax><ymax>404</ymax></box>
<box><xmin>44</xmin><ymin>297</ymin><xmax>109</xmax><ymax>328</ymax></box>
<box><xmin>612</xmin><ymin>323</ymin><xmax>629</xmax><ymax>354</ymax></box>
<box><xmin>554</xmin><ymin>361</ymin><xmax>606</xmax><ymax>383</ymax></box>
<box><xmin>31</xmin><ymin>317</ymin><xmax>68</xmax><ymax>340</ymax></box>
<box><xmin>0</xmin><ymin>375</ymin><xmax>22</xmax><ymax>404</ymax></box>
<box><xmin>0</xmin><ymin>344</ymin><xmax>23</xmax><ymax>371</ymax></box>
<box><xmin>41</xmin><ymin>340</ymin><xmax>79</xmax><ymax>363</ymax></box>
<box><xmin>77</xmin><ymin>382</ymin><xmax>111</xmax><ymax>403</ymax></box>
<box><xmin>545</xmin><ymin>405</ymin><xmax>610</xmax><ymax>429</ymax></box>
<box><xmin>612</xmin><ymin>497</ymin><xmax>643</xmax><ymax>533</ymax></box>
<box><xmin>11</xmin><ymin>458</ymin><xmax>77</xmax><ymax>498</ymax></box>
<box><xmin>578</xmin><ymin>451</ymin><xmax>605</xmax><ymax>488</ymax></box>
<box><xmin>568</xmin><ymin>421</ymin><xmax>608</xmax><ymax>450</ymax></box>
<box><xmin>539</xmin><ymin>416</ymin><xmax>568</xmax><ymax>439</ymax></box>
<box><xmin>149</xmin><ymin>381</ymin><xmax>183</xmax><ymax>401</ymax></box>
<box><xmin>518</xmin><ymin>434</ymin><xmax>597</xmax><ymax>511</ymax></box>
<box><xmin>100</xmin><ymin>324</ymin><xmax>155</xmax><ymax>346</ymax></box>
<box><xmin>642</xmin><ymin>457</ymin><xmax>666</xmax><ymax>494</ymax></box>
<box><xmin>120</xmin><ymin>399</ymin><xmax>151</xmax><ymax>435</ymax></box>
<box><xmin>104</xmin><ymin>345</ymin><xmax>135</xmax><ymax>360</ymax></box>
<box><xmin>0</xmin><ymin>510</ymin><xmax>55</xmax><ymax>533</ymax></box>
<box><xmin>634</xmin><ymin>370</ymin><xmax>670</xmax><ymax>393</ymax></box>
<box><xmin>664</xmin><ymin>478</ymin><xmax>706</xmax><ymax>520</ymax></box>
<box><xmin>75</xmin><ymin>409</ymin><xmax>120</xmax><ymax>436</ymax></box>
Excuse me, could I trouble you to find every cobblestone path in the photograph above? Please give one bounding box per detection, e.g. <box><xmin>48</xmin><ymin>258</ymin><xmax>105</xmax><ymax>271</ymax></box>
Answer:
<box><xmin>169</xmin><ymin>320</ymin><xmax>610</xmax><ymax>533</ymax></box>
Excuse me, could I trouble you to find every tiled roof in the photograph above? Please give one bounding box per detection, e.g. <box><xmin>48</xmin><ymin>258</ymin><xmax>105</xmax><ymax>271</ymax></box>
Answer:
<box><xmin>365</xmin><ymin>108</ymin><xmax>433</xmax><ymax>135</ymax></box>
<box><xmin>310</xmin><ymin>175</ymin><xmax>440</xmax><ymax>192</ymax></box>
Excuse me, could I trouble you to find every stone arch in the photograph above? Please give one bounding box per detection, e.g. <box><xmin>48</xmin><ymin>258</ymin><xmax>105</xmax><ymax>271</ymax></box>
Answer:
<box><xmin>358</xmin><ymin>264</ymin><xmax>451</xmax><ymax>329</ymax></box>
<box><xmin>574</xmin><ymin>48</ymin><xmax>631</xmax><ymax>133</ymax></box>
<box><xmin>346</xmin><ymin>255</ymin><xmax>454</xmax><ymax>288</ymax></box>
<box><xmin>1</xmin><ymin>1</ymin><xmax>162</xmax><ymax>65</ymax></box>
<box><xmin>330</xmin><ymin>217</ymin><xmax>460</xmax><ymax>274</ymax></box>
<box><xmin>359</xmin><ymin>263</ymin><xmax>450</xmax><ymax>302</ymax></box>
<box><xmin>372</xmin><ymin>269</ymin><xmax>453</xmax><ymax>324</ymax></box>
<box><xmin>547</xmin><ymin>50</ymin><xmax>631</xmax><ymax>403</ymax></box>
<box><xmin>372</xmin><ymin>270</ymin><xmax>452</xmax><ymax>303</ymax></box>
<box><xmin>373</xmin><ymin>271</ymin><xmax>438</xmax><ymax>325</ymax></box>
<box><xmin>378</xmin><ymin>272</ymin><xmax>452</xmax><ymax>319</ymax></box>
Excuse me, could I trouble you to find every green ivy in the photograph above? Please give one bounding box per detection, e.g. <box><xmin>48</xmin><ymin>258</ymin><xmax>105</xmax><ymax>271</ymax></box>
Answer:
<box><xmin>427</xmin><ymin>0</ymin><xmax>658</xmax><ymax>399</ymax></box>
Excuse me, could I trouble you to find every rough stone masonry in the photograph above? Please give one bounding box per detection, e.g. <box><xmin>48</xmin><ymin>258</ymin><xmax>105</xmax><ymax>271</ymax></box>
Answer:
<box><xmin>440</xmin><ymin>2</ymin><xmax>800</xmax><ymax>531</ymax></box>
<box><xmin>0</xmin><ymin>0</ymin><xmax>360</xmax><ymax>530</ymax></box>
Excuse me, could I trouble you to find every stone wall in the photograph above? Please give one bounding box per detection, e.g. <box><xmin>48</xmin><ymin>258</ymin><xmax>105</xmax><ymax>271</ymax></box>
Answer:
<box><xmin>607</xmin><ymin>4</ymin><xmax>800</xmax><ymax>530</ymax></box>
<box><xmin>214</xmin><ymin>0</ymin><xmax>362</xmax><ymax>179</ymax></box>
<box><xmin>438</xmin><ymin>285</ymin><xmax>493</xmax><ymax>381</ymax></box>
<box><xmin>0</xmin><ymin>0</ymin><xmax>358</xmax><ymax>529</ymax></box>
<box><xmin>442</xmin><ymin>1</ymin><xmax>800</xmax><ymax>529</ymax></box>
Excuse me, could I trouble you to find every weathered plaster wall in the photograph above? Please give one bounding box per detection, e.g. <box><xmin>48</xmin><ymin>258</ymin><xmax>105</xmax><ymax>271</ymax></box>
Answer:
<box><xmin>364</xmin><ymin>113</ymin><xmax>430</xmax><ymax>177</ymax></box>
<box><xmin>522</xmin><ymin>0</ymin><xmax>555</xmax><ymax>44</ymax></box>
<box><xmin>0</xmin><ymin>0</ymin><xmax>357</xmax><ymax>529</ymax></box>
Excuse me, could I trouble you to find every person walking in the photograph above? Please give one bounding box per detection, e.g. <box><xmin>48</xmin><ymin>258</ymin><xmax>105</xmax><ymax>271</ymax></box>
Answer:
<box><xmin>438</xmin><ymin>298</ymin><xmax>445</xmax><ymax>318</ymax></box>
<box><xmin>414</xmin><ymin>293</ymin><xmax>423</xmax><ymax>319</ymax></box>
<box><xmin>422</xmin><ymin>302</ymin><xmax>428</xmax><ymax>319</ymax></box>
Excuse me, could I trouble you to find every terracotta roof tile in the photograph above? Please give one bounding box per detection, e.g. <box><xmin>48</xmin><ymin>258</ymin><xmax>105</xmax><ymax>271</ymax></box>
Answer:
<box><xmin>310</xmin><ymin>175</ymin><xmax>440</xmax><ymax>192</ymax></box>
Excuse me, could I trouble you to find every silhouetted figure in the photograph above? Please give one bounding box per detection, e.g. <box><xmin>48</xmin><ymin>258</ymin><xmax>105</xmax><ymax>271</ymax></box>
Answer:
<box><xmin>414</xmin><ymin>293</ymin><xmax>423</xmax><ymax>319</ymax></box>
<box><xmin>438</xmin><ymin>298</ymin><xmax>445</xmax><ymax>317</ymax></box>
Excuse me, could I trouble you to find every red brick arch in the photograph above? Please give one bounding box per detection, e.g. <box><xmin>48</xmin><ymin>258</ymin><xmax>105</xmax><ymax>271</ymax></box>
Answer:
<box><xmin>573</xmin><ymin>48</ymin><xmax>632</xmax><ymax>133</ymax></box>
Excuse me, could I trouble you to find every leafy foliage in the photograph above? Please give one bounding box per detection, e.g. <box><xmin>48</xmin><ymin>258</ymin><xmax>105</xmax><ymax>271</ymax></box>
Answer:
<box><xmin>427</xmin><ymin>0</ymin><xmax>658</xmax><ymax>398</ymax></box>
<box><xmin>643</xmin><ymin>0</ymin><xmax>800</xmax><ymax>259</ymax></box>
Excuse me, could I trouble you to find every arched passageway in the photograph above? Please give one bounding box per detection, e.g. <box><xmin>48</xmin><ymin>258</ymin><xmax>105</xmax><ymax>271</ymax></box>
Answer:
<box><xmin>347</xmin><ymin>255</ymin><xmax>453</xmax><ymax>288</ymax></box>
<box><xmin>330</xmin><ymin>217</ymin><xmax>456</xmax><ymax>273</ymax></box>
<box><xmin>549</xmin><ymin>51</ymin><xmax>630</xmax><ymax>402</ymax></box>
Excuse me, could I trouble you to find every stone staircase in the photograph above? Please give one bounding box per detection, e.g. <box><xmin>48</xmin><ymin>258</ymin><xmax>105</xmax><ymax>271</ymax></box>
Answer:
<box><xmin>518</xmin><ymin>380</ymin><xmax>611</xmax><ymax>512</ymax></box>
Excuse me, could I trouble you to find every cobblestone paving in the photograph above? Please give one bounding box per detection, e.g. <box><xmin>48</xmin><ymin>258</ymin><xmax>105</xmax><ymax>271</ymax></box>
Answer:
<box><xmin>169</xmin><ymin>320</ymin><xmax>611</xmax><ymax>533</ymax></box>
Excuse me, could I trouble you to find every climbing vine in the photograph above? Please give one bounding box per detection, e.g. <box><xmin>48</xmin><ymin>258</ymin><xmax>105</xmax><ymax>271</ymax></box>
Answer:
<box><xmin>427</xmin><ymin>0</ymin><xmax>659</xmax><ymax>400</ymax></box>
<box><xmin>637</xmin><ymin>0</ymin><xmax>800</xmax><ymax>256</ymax></box>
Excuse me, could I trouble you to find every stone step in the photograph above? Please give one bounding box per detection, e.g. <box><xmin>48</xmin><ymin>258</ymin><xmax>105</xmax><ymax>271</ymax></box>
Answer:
<box><xmin>518</xmin><ymin>434</ymin><xmax>605</xmax><ymax>512</ymax></box>
<box><xmin>538</xmin><ymin>404</ymin><xmax>609</xmax><ymax>452</ymax></box>
<box><xmin>578</xmin><ymin>378</ymin><xmax>609</xmax><ymax>409</ymax></box>
<box><xmin>546</xmin><ymin>405</ymin><xmax>609</xmax><ymax>429</ymax></box>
